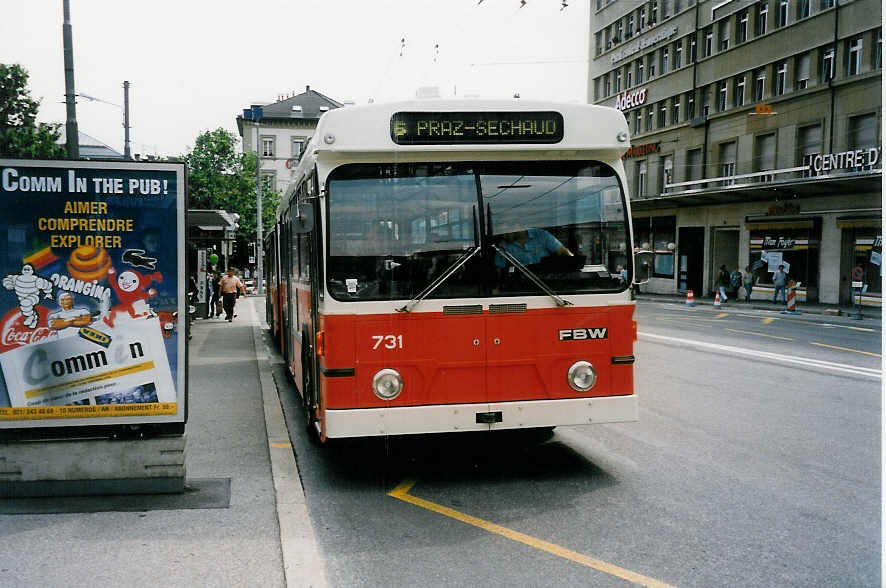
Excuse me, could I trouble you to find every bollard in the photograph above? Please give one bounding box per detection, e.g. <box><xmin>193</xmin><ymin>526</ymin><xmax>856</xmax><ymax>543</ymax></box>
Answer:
<box><xmin>713</xmin><ymin>290</ymin><xmax>721</xmax><ymax>308</ymax></box>
<box><xmin>685</xmin><ymin>289</ymin><xmax>695</xmax><ymax>307</ymax></box>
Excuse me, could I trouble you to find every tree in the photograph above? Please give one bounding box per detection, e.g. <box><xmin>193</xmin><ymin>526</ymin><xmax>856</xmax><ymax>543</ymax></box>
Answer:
<box><xmin>0</xmin><ymin>63</ymin><xmax>64</xmax><ymax>159</ymax></box>
<box><xmin>183</xmin><ymin>128</ymin><xmax>279</xmax><ymax>242</ymax></box>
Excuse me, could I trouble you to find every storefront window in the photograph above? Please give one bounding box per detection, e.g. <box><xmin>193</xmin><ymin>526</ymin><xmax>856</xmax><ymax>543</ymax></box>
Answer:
<box><xmin>633</xmin><ymin>216</ymin><xmax>676</xmax><ymax>278</ymax></box>
<box><xmin>747</xmin><ymin>218</ymin><xmax>822</xmax><ymax>300</ymax></box>
<box><xmin>852</xmin><ymin>232</ymin><xmax>882</xmax><ymax>295</ymax></box>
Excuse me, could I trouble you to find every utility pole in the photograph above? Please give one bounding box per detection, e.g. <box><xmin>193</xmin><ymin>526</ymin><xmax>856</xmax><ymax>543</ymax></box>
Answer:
<box><xmin>254</xmin><ymin>119</ymin><xmax>264</xmax><ymax>296</ymax></box>
<box><xmin>62</xmin><ymin>0</ymin><xmax>79</xmax><ymax>159</ymax></box>
<box><xmin>123</xmin><ymin>81</ymin><xmax>131</xmax><ymax>159</ymax></box>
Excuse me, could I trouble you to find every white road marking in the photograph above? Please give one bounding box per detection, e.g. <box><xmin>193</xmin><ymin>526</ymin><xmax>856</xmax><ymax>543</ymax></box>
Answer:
<box><xmin>639</xmin><ymin>331</ymin><xmax>881</xmax><ymax>379</ymax></box>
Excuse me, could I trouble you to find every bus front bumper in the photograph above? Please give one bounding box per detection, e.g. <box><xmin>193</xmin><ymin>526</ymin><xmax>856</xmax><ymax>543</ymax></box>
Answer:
<box><xmin>323</xmin><ymin>395</ymin><xmax>638</xmax><ymax>438</ymax></box>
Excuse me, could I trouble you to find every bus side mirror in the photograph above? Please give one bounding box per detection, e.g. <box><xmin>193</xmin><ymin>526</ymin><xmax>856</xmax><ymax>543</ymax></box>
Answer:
<box><xmin>633</xmin><ymin>250</ymin><xmax>653</xmax><ymax>285</ymax></box>
<box><xmin>293</xmin><ymin>206</ymin><xmax>314</xmax><ymax>233</ymax></box>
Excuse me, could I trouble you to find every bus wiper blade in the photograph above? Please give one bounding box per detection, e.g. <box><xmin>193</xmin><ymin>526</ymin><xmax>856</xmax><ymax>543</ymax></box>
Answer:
<box><xmin>395</xmin><ymin>247</ymin><xmax>481</xmax><ymax>313</ymax></box>
<box><xmin>492</xmin><ymin>244</ymin><xmax>573</xmax><ymax>307</ymax></box>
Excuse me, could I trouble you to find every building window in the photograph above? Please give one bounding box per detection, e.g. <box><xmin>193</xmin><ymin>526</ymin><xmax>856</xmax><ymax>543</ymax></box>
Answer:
<box><xmin>651</xmin><ymin>0</ymin><xmax>659</xmax><ymax>24</ymax></box>
<box><xmin>637</xmin><ymin>60</ymin><xmax>645</xmax><ymax>83</ymax></box>
<box><xmin>702</xmin><ymin>87</ymin><xmax>711</xmax><ymax>116</ymax></box>
<box><xmin>776</xmin><ymin>0</ymin><xmax>789</xmax><ymax>27</ymax></box>
<box><xmin>662</xmin><ymin>0</ymin><xmax>671</xmax><ymax>18</ymax></box>
<box><xmin>718</xmin><ymin>80</ymin><xmax>728</xmax><ymax>111</ymax></box>
<box><xmin>672</xmin><ymin>96</ymin><xmax>681</xmax><ymax>122</ymax></box>
<box><xmin>756</xmin><ymin>1</ymin><xmax>769</xmax><ymax>36</ymax></box>
<box><xmin>604</xmin><ymin>74</ymin><xmax>611</xmax><ymax>96</ymax></box>
<box><xmin>798</xmin><ymin>0</ymin><xmax>810</xmax><ymax>19</ymax></box>
<box><xmin>848</xmin><ymin>113</ymin><xmax>878</xmax><ymax>169</ymax></box>
<box><xmin>796</xmin><ymin>53</ymin><xmax>811</xmax><ymax>89</ymax></box>
<box><xmin>690</xmin><ymin>34</ymin><xmax>697</xmax><ymax>62</ymax></box>
<box><xmin>639</xmin><ymin>6</ymin><xmax>647</xmax><ymax>29</ymax></box>
<box><xmin>634</xmin><ymin>110</ymin><xmax>642</xmax><ymax>134</ymax></box>
<box><xmin>675</xmin><ymin>0</ymin><xmax>682</xmax><ymax>13</ymax></box>
<box><xmin>686</xmin><ymin>148</ymin><xmax>702</xmax><ymax>181</ymax></box>
<box><xmin>661</xmin><ymin>48</ymin><xmax>670</xmax><ymax>74</ymax></box>
<box><xmin>754</xmin><ymin>68</ymin><xmax>766</xmax><ymax>100</ymax></box>
<box><xmin>734</xmin><ymin>76</ymin><xmax>746</xmax><ymax>107</ymax></box>
<box><xmin>704</xmin><ymin>27</ymin><xmax>713</xmax><ymax>57</ymax></box>
<box><xmin>261</xmin><ymin>136</ymin><xmax>275</xmax><ymax>158</ymax></box>
<box><xmin>261</xmin><ymin>172</ymin><xmax>276</xmax><ymax>193</ymax></box>
<box><xmin>797</xmin><ymin>124</ymin><xmax>822</xmax><ymax>176</ymax></box>
<box><xmin>648</xmin><ymin>53</ymin><xmax>656</xmax><ymax>78</ymax></box>
<box><xmin>775</xmin><ymin>61</ymin><xmax>787</xmax><ymax>95</ymax></box>
<box><xmin>820</xmin><ymin>0</ymin><xmax>834</xmax><ymax>8</ymax></box>
<box><xmin>637</xmin><ymin>160</ymin><xmax>648</xmax><ymax>197</ymax></box>
<box><xmin>661</xmin><ymin>155</ymin><xmax>674</xmax><ymax>190</ymax></box>
<box><xmin>737</xmin><ymin>10</ymin><xmax>749</xmax><ymax>43</ymax></box>
<box><xmin>291</xmin><ymin>138</ymin><xmax>304</xmax><ymax>160</ymax></box>
<box><xmin>594</xmin><ymin>78</ymin><xmax>601</xmax><ymax>101</ymax></box>
<box><xmin>754</xmin><ymin>133</ymin><xmax>776</xmax><ymax>181</ymax></box>
<box><xmin>821</xmin><ymin>47</ymin><xmax>835</xmax><ymax>82</ymax></box>
<box><xmin>720</xmin><ymin>141</ymin><xmax>737</xmax><ymax>185</ymax></box>
<box><xmin>595</xmin><ymin>32</ymin><xmax>603</xmax><ymax>55</ymax></box>
<box><xmin>658</xmin><ymin>102</ymin><xmax>667</xmax><ymax>127</ymax></box>
<box><xmin>647</xmin><ymin>106</ymin><xmax>654</xmax><ymax>131</ymax></box>
<box><xmin>686</xmin><ymin>91</ymin><xmax>695</xmax><ymax>119</ymax></box>
<box><xmin>675</xmin><ymin>43</ymin><xmax>683</xmax><ymax>68</ymax></box>
<box><xmin>615</xmin><ymin>20</ymin><xmax>623</xmax><ymax>44</ymax></box>
<box><xmin>615</xmin><ymin>70</ymin><xmax>622</xmax><ymax>92</ymax></box>
<box><xmin>718</xmin><ymin>19</ymin><xmax>730</xmax><ymax>51</ymax></box>
<box><xmin>847</xmin><ymin>37</ymin><xmax>863</xmax><ymax>76</ymax></box>
<box><xmin>626</xmin><ymin>66</ymin><xmax>633</xmax><ymax>88</ymax></box>
<box><xmin>605</xmin><ymin>27</ymin><xmax>612</xmax><ymax>49</ymax></box>
<box><xmin>875</xmin><ymin>29</ymin><xmax>882</xmax><ymax>69</ymax></box>
<box><xmin>627</xmin><ymin>14</ymin><xmax>634</xmax><ymax>37</ymax></box>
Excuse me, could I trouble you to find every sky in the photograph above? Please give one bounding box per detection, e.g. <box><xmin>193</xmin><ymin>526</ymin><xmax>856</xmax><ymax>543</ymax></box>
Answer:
<box><xmin>3</xmin><ymin>0</ymin><xmax>589</xmax><ymax>158</ymax></box>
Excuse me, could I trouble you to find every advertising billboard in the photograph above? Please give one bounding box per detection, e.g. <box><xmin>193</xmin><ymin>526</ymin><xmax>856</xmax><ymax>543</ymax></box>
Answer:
<box><xmin>0</xmin><ymin>159</ymin><xmax>186</xmax><ymax>431</ymax></box>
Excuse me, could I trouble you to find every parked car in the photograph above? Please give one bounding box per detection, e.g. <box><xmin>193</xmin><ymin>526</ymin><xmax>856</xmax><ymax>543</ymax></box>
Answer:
<box><xmin>244</xmin><ymin>279</ymin><xmax>256</xmax><ymax>295</ymax></box>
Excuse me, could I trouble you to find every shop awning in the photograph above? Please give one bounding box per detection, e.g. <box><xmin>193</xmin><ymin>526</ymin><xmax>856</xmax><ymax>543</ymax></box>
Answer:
<box><xmin>745</xmin><ymin>218</ymin><xmax>815</xmax><ymax>230</ymax></box>
<box><xmin>836</xmin><ymin>216</ymin><xmax>882</xmax><ymax>229</ymax></box>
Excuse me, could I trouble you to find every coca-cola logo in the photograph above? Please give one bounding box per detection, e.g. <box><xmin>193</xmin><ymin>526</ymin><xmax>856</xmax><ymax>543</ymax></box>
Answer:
<box><xmin>0</xmin><ymin>307</ymin><xmax>57</xmax><ymax>353</ymax></box>
<box><xmin>614</xmin><ymin>88</ymin><xmax>647</xmax><ymax>111</ymax></box>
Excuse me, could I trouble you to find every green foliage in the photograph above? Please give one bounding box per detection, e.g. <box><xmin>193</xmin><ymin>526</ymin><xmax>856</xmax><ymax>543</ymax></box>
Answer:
<box><xmin>183</xmin><ymin>128</ymin><xmax>280</xmax><ymax>241</ymax></box>
<box><xmin>0</xmin><ymin>63</ymin><xmax>64</xmax><ymax>159</ymax></box>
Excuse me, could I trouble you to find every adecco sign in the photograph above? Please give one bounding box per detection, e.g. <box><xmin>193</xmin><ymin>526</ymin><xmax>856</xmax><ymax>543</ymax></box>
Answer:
<box><xmin>614</xmin><ymin>88</ymin><xmax>648</xmax><ymax>111</ymax></box>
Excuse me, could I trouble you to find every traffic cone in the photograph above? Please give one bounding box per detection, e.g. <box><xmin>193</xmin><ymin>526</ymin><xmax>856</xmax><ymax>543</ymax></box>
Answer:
<box><xmin>713</xmin><ymin>290</ymin><xmax>721</xmax><ymax>308</ymax></box>
<box><xmin>685</xmin><ymin>289</ymin><xmax>695</xmax><ymax>307</ymax></box>
<box><xmin>782</xmin><ymin>281</ymin><xmax>801</xmax><ymax>315</ymax></box>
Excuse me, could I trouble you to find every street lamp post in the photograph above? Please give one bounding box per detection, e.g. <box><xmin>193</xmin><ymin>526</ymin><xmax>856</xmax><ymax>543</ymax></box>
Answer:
<box><xmin>254</xmin><ymin>118</ymin><xmax>264</xmax><ymax>296</ymax></box>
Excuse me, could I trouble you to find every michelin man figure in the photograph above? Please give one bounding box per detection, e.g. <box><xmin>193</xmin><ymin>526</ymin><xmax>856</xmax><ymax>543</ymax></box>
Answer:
<box><xmin>3</xmin><ymin>263</ymin><xmax>53</xmax><ymax>329</ymax></box>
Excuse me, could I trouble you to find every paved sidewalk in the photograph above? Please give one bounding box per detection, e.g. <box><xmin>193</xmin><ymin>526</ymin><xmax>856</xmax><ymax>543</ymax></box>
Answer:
<box><xmin>636</xmin><ymin>292</ymin><xmax>881</xmax><ymax>324</ymax></box>
<box><xmin>0</xmin><ymin>297</ymin><xmax>325</xmax><ymax>588</ymax></box>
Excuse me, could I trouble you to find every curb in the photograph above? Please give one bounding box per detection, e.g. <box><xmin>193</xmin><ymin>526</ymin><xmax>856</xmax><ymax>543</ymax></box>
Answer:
<box><xmin>249</xmin><ymin>300</ymin><xmax>329</xmax><ymax>588</ymax></box>
<box><xmin>636</xmin><ymin>296</ymin><xmax>880</xmax><ymax>322</ymax></box>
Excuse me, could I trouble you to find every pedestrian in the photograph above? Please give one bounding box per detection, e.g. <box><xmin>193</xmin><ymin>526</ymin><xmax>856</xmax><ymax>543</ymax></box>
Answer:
<box><xmin>206</xmin><ymin>271</ymin><xmax>217</xmax><ymax>316</ymax></box>
<box><xmin>742</xmin><ymin>265</ymin><xmax>754</xmax><ymax>302</ymax></box>
<box><xmin>729</xmin><ymin>266</ymin><xmax>742</xmax><ymax>299</ymax></box>
<box><xmin>219</xmin><ymin>267</ymin><xmax>246</xmax><ymax>322</ymax></box>
<box><xmin>773</xmin><ymin>264</ymin><xmax>788</xmax><ymax>304</ymax></box>
<box><xmin>213</xmin><ymin>271</ymin><xmax>223</xmax><ymax>317</ymax></box>
<box><xmin>716</xmin><ymin>264</ymin><xmax>730</xmax><ymax>303</ymax></box>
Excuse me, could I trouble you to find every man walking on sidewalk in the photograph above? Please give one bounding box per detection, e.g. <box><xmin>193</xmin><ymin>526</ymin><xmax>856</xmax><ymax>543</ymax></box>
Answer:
<box><xmin>773</xmin><ymin>264</ymin><xmax>788</xmax><ymax>304</ymax></box>
<box><xmin>220</xmin><ymin>267</ymin><xmax>246</xmax><ymax>322</ymax></box>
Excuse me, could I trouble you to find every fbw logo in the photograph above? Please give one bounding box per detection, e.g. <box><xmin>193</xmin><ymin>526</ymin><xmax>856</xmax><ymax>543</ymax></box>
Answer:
<box><xmin>558</xmin><ymin>328</ymin><xmax>608</xmax><ymax>341</ymax></box>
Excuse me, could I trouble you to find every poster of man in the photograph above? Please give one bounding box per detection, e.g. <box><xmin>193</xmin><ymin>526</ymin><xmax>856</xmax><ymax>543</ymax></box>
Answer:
<box><xmin>0</xmin><ymin>160</ymin><xmax>186</xmax><ymax>430</ymax></box>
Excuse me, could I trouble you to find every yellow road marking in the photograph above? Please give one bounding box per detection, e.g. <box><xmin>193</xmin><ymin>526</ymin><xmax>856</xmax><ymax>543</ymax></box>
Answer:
<box><xmin>714</xmin><ymin>313</ymin><xmax>729</xmax><ymax>319</ymax></box>
<box><xmin>388</xmin><ymin>479</ymin><xmax>676</xmax><ymax>588</ymax></box>
<box><xmin>761</xmin><ymin>318</ymin><xmax>775</xmax><ymax>324</ymax></box>
<box><xmin>810</xmin><ymin>342</ymin><xmax>882</xmax><ymax>358</ymax></box>
<box><xmin>726</xmin><ymin>328</ymin><xmax>793</xmax><ymax>341</ymax></box>
<box><xmin>270</xmin><ymin>442</ymin><xmax>292</xmax><ymax>448</ymax></box>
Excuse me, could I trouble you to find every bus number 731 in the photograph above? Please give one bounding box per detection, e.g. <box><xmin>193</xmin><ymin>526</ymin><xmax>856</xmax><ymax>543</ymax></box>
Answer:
<box><xmin>372</xmin><ymin>335</ymin><xmax>403</xmax><ymax>350</ymax></box>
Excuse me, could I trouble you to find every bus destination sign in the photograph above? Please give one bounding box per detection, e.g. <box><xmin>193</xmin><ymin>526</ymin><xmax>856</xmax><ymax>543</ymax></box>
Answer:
<box><xmin>391</xmin><ymin>111</ymin><xmax>564</xmax><ymax>145</ymax></box>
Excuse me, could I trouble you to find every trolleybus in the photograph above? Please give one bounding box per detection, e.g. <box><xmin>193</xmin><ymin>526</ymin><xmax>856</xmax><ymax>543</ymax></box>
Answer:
<box><xmin>265</xmin><ymin>99</ymin><xmax>639</xmax><ymax>442</ymax></box>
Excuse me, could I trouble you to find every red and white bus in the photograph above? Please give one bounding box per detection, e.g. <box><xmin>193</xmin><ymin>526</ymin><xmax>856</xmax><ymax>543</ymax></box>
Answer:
<box><xmin>265</xmin><ymin>99</ymin><xmax>638</xmax><ymax>441</ymax></box>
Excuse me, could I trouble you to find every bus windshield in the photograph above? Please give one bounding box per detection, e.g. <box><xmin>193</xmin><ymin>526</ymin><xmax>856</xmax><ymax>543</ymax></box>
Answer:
<box><xmin>326</xmin><ymin>161</ymin><xmax>629</xmax><ymax>301</ymax></box>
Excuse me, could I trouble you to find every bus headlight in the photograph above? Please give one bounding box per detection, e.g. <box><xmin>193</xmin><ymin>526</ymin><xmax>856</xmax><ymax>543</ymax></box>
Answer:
<box><xmin>372</xmin><ymin>368</ymin><xmax>403</xmax><ymax>400</ymax></box>
<box><xmin>567</xmin><ymin>361</ymin><xmax>597</xmax><ymax>392</ymax></box>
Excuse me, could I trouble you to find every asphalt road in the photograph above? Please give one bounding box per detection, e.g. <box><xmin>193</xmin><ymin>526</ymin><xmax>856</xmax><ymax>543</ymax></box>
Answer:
<box><xmin>272</xmin><ymin>300</ymin><xmax>881</xmax><ymax>588</ymax></box>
